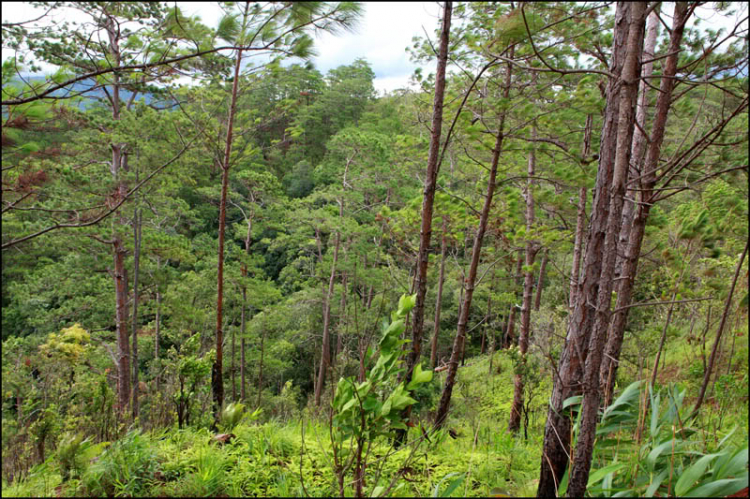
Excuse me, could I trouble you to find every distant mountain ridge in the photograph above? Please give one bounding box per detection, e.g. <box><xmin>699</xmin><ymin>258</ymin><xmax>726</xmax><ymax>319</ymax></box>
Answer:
<box><xmin>8</xmin><ymin>75</ymin><xmax>167</xmax><ymax>108</ymax></box>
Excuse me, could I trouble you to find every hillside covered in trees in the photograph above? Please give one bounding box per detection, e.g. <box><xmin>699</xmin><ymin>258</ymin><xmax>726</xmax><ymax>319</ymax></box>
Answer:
<box><xmin>2</xmin><ymin>2</ymin><xmax>748</xmax><ymax>497</ymax></box>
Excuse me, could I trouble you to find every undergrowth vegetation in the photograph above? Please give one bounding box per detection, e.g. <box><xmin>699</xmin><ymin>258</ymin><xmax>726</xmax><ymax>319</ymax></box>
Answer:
<box><xmin>3</xmin><ymin>338</ymin><xmax>747</xmax><ymax>497</ymax></box>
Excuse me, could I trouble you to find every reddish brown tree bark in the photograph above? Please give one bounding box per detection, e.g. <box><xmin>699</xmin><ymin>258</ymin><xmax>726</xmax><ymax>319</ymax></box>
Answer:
<box><xmin>567</xmin><ymin>3</ymin><xmax>647</xmax><ymax>495</ymax></box>
<box><xmin>537</xmin><ymin>4</ymin><xmax>635</xmax><ymax>495</ymax></box>
<box><xmin>691</xmin><ymin>240</ymin><xmax>748</xmax><ymax>419</ymax></box>
<box><xmin>430</xmin><ymin>216</ymin><xmax>449</xmax><ymax>369</ymax></box>
<box><xmin>214</xmin><ymin>36</ymin><xmax>246</xmax><ymax>421</ymax></box>
<box><xmin>504</xmin><ymin>254</ymin><xmax>523</xmax><ymax>348</ymax></box>
<box><xmin>600</xmin><ymin>3</ymin><xmax>689</xmax><ymax>406</ymax></box>
<box><xmin>434</xmin><ymin>52</ymin><xmax>512</xmax><ymax>429</ymax></box>
<box><xmin>131</xmin><ymin>207</ymin><xmax>142</xmax><ymax>421</ymax></box>
<box><xmin>533</xmin><ymin>250</ymin><xmax>548</xmax><ymax>312</ymax></box>
<box><xmin>405</xmin><ymin>0</ymin><xmax>453</xmax><ymax>386</ymax></box>
<box><xmin>114</xmin><ymin>237</ymin><xmax>130</xmax><ymax>419</ymax></box>
<box><xmin>569</xmin><ymin>113</ymin><xmax>592</xmax><ymax>311</ymax></box>
<box><xmin>509</xmin><ymin>123</ymin><xmax>539</xmax><ymax>433</ymax></box>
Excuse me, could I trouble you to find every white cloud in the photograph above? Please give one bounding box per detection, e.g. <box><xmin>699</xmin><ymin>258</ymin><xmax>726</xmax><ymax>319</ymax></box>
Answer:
<box><xmin>6</xmin><ymin>2</ymin><xmax>744</xmax><ymax>92</ymax></box>
<box><xmin>2</xmin><ymin>1</ymin><xmax>441</xmax><ymax>92</ymax></box>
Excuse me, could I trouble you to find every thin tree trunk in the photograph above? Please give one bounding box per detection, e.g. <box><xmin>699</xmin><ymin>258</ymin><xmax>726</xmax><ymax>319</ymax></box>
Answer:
<box><xmin>431</xmin><ymin>217</ymin><xmax>448</xmax><ymax>368</ymax></box>
<box><xmin>239</xmin><ymin>210</ymin><xmax>252</xmax><ymax>402</ymax></box>
<box><xmin>315</xmin><ymin>153</ymin><xmax>351</xmax><ymax>405</ymax></box>
<box><xmin>213</xmin><ymin>37</ymin><xmax>246</xmax><ymax>421</ymax></box>
<box><xmin>567</xmin><ymin>4</ymin><xmax>647</xmax><ymax>495</ymax></box>
<box><xmin>231</xmin><ymin>316</ymin><xmax>236</xmax><ymax>402</ymax></box>
<box><xmin>315</xmin><ymin>227</ymin><xmax>341</xmax><ymax>405</ymax></box>
<box><xmin>509</xmin><ymin>122</ymin><xmax>539</xmax><ymax>433</ymax></box>
<box><xmin>434</xmin><ymin>52</ymin><xmax>512</xmax><ymax>429</ymax></box>
<box><xmin>488</xmin><ymin>241</ymin><xmax>500</xmax><ymax>374</ymax></box>
<box><xmin>131</xmin><ymin>207</ymin><xmax>142</xmax><ymax>421</ymax></box>
<box><xmin>569</xmin><ymin>186</ymin><xmax>587</xmax><ymax>310</ymax></box>
<box><xmin>104</xmin><ymin>14</ymin><xmax>131</xmax><ymax>422</ymax></box>
<box><xmin>241</xmin><ymin>288</ymin><xmax>246</xmax><ymax>401</ymax></box>
<box><xmin>533</xmin><ymin>250</ymin><xmax>548</xmax><ymax>311</ymax></box>
<box><xmin>569</xmin><ymin>110</ymin><xmax>591</xmax><ymax>312</ymax></box>
<box><xmin>504</xmin><ymin>254</ymin><xmax>523</xmax><ymax>348</ymax></box>
<box><xmin>691</xmin><ymin>240</ymin><xmax>748</xmax><ymax>419</ymax></box>
<box><xmin>154</xmin><ymin>258</ymin><xmax>161</xmax><ymax>390</ymax></box>
<box><xmin>335</xmin><ymin>270</ymin><xmax>347</xmax><ymax>364</ymax></box>
<box><xmin>257</xmin><ymin>328</ymin><xmax>265</xmax><ymax>408</ymax></box>
<box><xmin>613</xmin><ymin>7</ymin><xmax>659</xmax><ymax>283</ymax></box>
<box><xmin>726</xmin><ymin>303</ymin><xmax>744</xmax><ymax>375</ymax></box>
<box><xmin>114</xmin><ymin>239</ymin><xmax>130</xmax><ymax>420</ymax></box>
<box><xmin>405</xmin><ymin>0</ymin><xmax>453</xmax><ymax>386</ymax></box>
<box><xmin>648</xmin><ymin>291</ymin><xmax>678</xmax><ymax>387</ymax></box>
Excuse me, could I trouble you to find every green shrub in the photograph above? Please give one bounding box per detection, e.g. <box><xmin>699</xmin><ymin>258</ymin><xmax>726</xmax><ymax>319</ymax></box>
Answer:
<box><xmin>80</xmin><ymin>429</ymin><xmax>158</xmax><ymax>497</ymax></box>
<box><xmin>55</xmin><ymin>432</ymin><xmax>90</xmax><ymax>481</ymax></box>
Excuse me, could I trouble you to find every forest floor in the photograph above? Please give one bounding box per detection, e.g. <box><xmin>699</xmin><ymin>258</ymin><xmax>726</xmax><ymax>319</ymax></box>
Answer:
<box><xmin>2</xmin><ymin>339</ymin><xmax>747</xmax><ymax>498</ymax></box>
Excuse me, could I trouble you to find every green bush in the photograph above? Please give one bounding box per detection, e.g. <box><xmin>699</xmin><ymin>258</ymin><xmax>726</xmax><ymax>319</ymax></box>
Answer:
<box><xmin>80</xmin><ymin>429</ymin><xmax>158</xmax><ymax>497</ymax></box>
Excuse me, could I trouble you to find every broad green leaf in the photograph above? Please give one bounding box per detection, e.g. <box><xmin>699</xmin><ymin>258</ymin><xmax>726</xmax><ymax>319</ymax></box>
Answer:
<box><xmin>715</xmin><ymin>447</ymin><xmax>748</xmax><ymax>480</ymax></box>
<box><xmin>557</xmin><ymin>465</ymin><xmax>569</xmax><ymax>496</ymax></box>
<box><xmin>684</xmin><ymin>475</ymin><xmax>748</xmax><ymax>497</ymax></box>
<box><xmin>406</xmin><ymin>363</ymin><xmax>433</xmax><ymax>390</ymax></box>
<box><xmin>675</xmin><ymin>453</ymin><xmax>721</xmax><ymax>496</ymax></box>
<box><xmin>647</xmin><ymin>439</ymin><xmax>682</xmax><ymax>471</ymax></box>
<box><xmin>433</xmin><ymin>472</ymin><xmax>465</xmax><ymax>498</ymax></box>
<box><xmin>644</xmin><ymin>469</ymin><xmax>669</xmax><ymax>497</ymax></box>
<box><xmin>381</xmin><ymin>398</ymin><xmax>392</xmax><ymax>417</ymax></box>
<box><xmin>588</xmin><ymin>462</ymin><xmax>626</xmax><ymax>487</ymax></box>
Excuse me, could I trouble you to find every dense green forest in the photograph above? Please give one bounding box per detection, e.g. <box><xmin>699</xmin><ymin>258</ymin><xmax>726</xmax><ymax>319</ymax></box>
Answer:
<box><xmin>2</xmin><ymin>2</ymin><xmax>748</xmax><ymax>497</ymax></box>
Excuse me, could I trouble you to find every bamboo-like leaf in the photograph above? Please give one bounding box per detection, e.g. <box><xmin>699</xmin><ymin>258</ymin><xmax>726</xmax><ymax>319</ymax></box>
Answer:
<box><xmin>684</xmin><ymin>475</ymin><xmax>748</xmax><ymax>497</ymax></box>
<box><xmin>674</xmin><ymin>453</ymin><xmax>721</xmax><ymax>496</ymax></box>
<box><xmin>644</xmin><ymin>469</ymin><xmax>669</xmax><ymax>497</ymax></box>
<box><xmin>588</xmin><ymin>462</ymin><xmax>626</xmax><ymax>487</ymax></box>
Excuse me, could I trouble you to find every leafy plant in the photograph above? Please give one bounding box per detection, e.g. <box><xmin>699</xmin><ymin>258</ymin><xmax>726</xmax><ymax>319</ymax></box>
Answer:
<box><xmin>56</xmin><ymin>432</ymin><xmax>90</xmax><ymax>481</ymax></box>
<box><xmin>432</xmin><ymin>472</ymin><xmax>465</xmax><ymax>497</ymax></box>
<box><xmin>80</xmin><ymin>429</ymin><xmax>158</xmax><ymax>497</ymax></box>
<box><xmin>563</xmin><ymin>381</ymin><xmax>749</xmax><ymax>497</ymax></box>
<box><xmin>328</xmin><ymin>293</ymin><xmax>434</xmax><ymax>497</ymax></box>
<box><xmin>219</xmin><ymin>402</ymin><xmax>262</xmax><ymax>433</ymax></box>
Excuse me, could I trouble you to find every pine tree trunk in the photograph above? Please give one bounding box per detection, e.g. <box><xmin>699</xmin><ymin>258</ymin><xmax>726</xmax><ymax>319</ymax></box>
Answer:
<box><xmin>509</xmin><ymin>123</ymin><xmax>538</xmax><ymax>433</ymax></box>
<box><xmin>104</xmin><ymin>14</ymin><xmax>131</xmax><ymax>422</ymax></box>
<box><xmin>241</xmin><ymin>287</ymin><xmax>246</xmax><ymax>402</ymax></box>
<box><xmin>335</xmin><ymin>270</ymin><xmax>347</xmax><ymax>364</ymax></box>
<box><xmin>131</xmin><ymin>208</ymin><xmax>142</xmax><ymax>421</ymax></box>
<box><xmin>231</xmin><ymin>316</ymin><xmax>236</xmax><ymax>402</ymax></box>
<box><xmin>315</xmin><ymin>229</ymin><xmax>340</xmax><ymax>405</ymax></box>
<box><xmin>691</xmin><ymin>240</ymin><xmax>748</xmax><ymax>419</ymax></box>
<box><xmin>114</xmin><ymin>237</ymin><xmax>130</xmax><ymax>419</ymax></box>
<box><xmin>533</xmin><ymin>250</ymin><xmax>547</xmax><ymax>312</ymax></box>
<box><xmin>214</xmin><ymin>42</ymin><xmax>245</xmax><ymax>422</ymax></box>
<box><xmin>405</xmin><ymin>0</ymin><xmax>453</xmax><ymax>386</ymax></box>
<box><xmin>537</xmin><ymin>4</ymin><xmax>635</xmax><ymax>495</ymax></box>
<box><xmin>569</xmin><ymin>187</ymin><xmax>587</xmax><ymax>310</ymax></box>
<box><xmin>600</xmin><ymin>3</ymin><xmax>689</xmax><ymax>407</ymax></box>
<box><xmin>567</xmin><ymin>4</ymin><xmax>647</xmax><ymax>495</ymax></box>
<box><xmin>257</xmin><ymin>328</ymin><xmax>266</xmax><ymax>408</ymax></box>
<box><xmin>434</xmin><ymin>52</ymin><xmax>511</xmax><ymax>429</ymax></box>
<box><xmin>431</xmin><ymin>217</ymin><xmax>448</xmax><ymax>368</ymax></box>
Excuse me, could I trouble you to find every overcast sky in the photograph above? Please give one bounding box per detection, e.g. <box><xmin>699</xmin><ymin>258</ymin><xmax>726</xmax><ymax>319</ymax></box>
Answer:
<box><xmin>2</xmin><ymin>2</ymin><xmax>747</xmax><ymax>92</ymax></box>
<box><xmin>1</xmin><ymin>2</ymin><xmax>442</xmax><ymax>94</ymax></box>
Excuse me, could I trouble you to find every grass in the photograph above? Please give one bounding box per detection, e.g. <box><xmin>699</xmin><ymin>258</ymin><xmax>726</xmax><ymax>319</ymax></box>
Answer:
<box><xmin>2</xmin><ymin>343</ymin><xmax>746</xmax><ymax>497</ymax></box>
